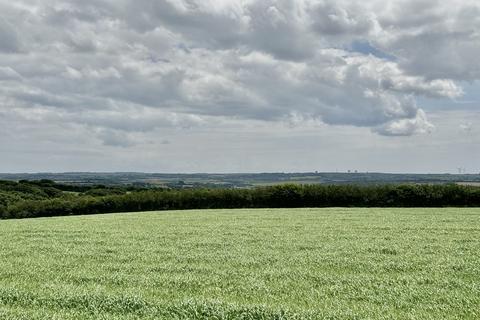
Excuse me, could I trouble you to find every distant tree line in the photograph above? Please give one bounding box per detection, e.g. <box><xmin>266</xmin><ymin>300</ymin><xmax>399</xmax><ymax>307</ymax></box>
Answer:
<box><xmin>1</xmin><ymin>183</ymin><xmax>480</xmax><ymax>219</ymax></box>
<box><xmin>0</xmin><ymin>179</ymin><xmax>139</xmax><ymax>211</ymax></box>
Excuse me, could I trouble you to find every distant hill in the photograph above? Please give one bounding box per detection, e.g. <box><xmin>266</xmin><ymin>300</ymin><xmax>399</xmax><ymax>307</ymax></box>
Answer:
<box><xmin>1</xmin><ymin>172</ymin><xmax>480</xmax><ymax>188</ymax></box>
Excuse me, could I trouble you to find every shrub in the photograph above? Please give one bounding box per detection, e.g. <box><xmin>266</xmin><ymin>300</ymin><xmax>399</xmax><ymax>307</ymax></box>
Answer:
<box><xmin>2</xmin><ymin>184</ymin><xmax>480</xmax><ymax>219</ymax></box>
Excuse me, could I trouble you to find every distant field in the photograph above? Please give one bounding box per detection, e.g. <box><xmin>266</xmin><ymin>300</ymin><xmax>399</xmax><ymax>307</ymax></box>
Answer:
<box><xmin>2</xmin><ymin>171</ymin><xmax>480</xmax><ymax>188</ymax></box>
<box><xmin>458</xmin><ymin>182</ymin><xmax>480</xmax><ymax>187</ymax></box>
<box><xmin>0</xmin><ymin>208</ymin><xmax>479</xmax><ymax>319</ymax></box>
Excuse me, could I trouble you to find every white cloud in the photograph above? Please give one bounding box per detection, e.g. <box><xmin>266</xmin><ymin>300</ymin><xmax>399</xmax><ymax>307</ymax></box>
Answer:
<box><xmin>374</xmin><ymin>109</ymin><xmax>434</xmax><ymax>136</ymax></box>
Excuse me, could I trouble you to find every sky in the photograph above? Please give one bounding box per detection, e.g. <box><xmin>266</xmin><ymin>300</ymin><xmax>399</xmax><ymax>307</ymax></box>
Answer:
<box><xmin>0</xmin><ymin>0</ymin><xmax>479</xmax><ymax>173</ymax></box>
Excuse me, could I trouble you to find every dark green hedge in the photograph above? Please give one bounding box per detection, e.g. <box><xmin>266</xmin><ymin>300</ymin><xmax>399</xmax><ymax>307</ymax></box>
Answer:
<box><xmin>2</xmin><ymin>184</ymin><xmax>480</xmax><ymax>219</ymax></box>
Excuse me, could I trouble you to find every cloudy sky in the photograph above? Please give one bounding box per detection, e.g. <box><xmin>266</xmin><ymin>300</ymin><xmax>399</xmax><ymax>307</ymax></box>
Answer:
<box><xmin>0</xmin><ymin>0</ymin><xmax>479</xmax><ymax>173</ymax></box>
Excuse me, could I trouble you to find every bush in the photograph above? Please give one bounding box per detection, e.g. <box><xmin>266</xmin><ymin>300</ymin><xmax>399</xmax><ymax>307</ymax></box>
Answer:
<box><xmin>2</xmin><ymin>184</ymin><xmax>480</xmax><ymax>220</ymax></box>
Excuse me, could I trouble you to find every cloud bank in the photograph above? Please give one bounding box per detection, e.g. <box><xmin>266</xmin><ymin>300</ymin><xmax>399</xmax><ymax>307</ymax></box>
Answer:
<box><xmin>0</xmin><ymin>0</ymin><xmax>478</xmax><ymax>147</ymax></box>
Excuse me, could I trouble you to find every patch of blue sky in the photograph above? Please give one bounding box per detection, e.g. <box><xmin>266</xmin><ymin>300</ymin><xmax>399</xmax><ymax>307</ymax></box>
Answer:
<box><xmin>348</xmin><ymin>40</ymin><xmax>397</xmax><ymax>61</ymax></box>
<box><xmin>418</xmin><ymin>81</ymin><xmax>480</xmax><ymax>111</ymax></box>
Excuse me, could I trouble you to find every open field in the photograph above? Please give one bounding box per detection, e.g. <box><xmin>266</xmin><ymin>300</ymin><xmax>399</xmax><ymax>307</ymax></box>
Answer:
<box><xmin>2</xmin><ymin>172</ymin><xmax>480</xmax><ymax>188</ymax></box>
<box><xmin>0</xmin><ymin>208</ymin><xmax>479</xmax><ymax>319</ymax></box>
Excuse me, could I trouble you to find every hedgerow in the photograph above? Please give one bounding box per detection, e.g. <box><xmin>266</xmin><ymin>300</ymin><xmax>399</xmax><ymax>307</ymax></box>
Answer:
<box><xmin>2</xmin><ymin>184</ymin><xmax>480</xmax><ymax>219</ymax></box>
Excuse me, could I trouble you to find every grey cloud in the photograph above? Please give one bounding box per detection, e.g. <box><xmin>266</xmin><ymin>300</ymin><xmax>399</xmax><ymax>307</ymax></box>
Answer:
<box><xmin>123</xmin><ymin>0</ymin><xmax>247</xmax><ymax>48</ymax></box>
<box><xmin>460</xmin><ymin>122</ymin><xmax>473</xmax><ymax>133</ymax></box>
<box><xmin>13</xmin><ymin>90</ymin><xmax>78</xmax><ymax>109</ymax></box>
<box><xmin>124</xmin><ymin>0</ymin><xmax>314</xmax><ymax>61</ymax></box>
<box><xmin>245</xmin><ymin>1</ymin><xmax>315</xmax><ymax>61</ymax></box>
<box><xmin>0</xmin><ymin>18</ymin><xmax>21</xmax><ymax>53</ymax></box>
<box><xmin>310</xmin><ymin>1</ymin><xmax>376</xmax><ymax>37</ymax></box>
<box><xmin>76</xmin><ymin>109</ymin><xmax>207</xmax><ymax>132</ymax></box>
<box><xmin>96</xmin><ymin>129</ymin><xmax>135</xmax><ymax>147</ymax></box>
<box><xmin>160</xmin><ymin>139</ymin><xmax>171</xmax><ymax>145</ymax></box>
<box><xmin>380</xmin><ymin>30</ymin><xmax>480</xmax><ymax>81</ymax></box>
<box><xmin>44</xmin><ymin>5</ymin><xmax>108</xmax><ymax>26</ymax></box>
<box><xmin>373</xmin><ymin>0</ymin><xmax>480</xmax><ymax>81</ymax></box>
<box><xmin>0</xmin><ymin>66</ymin><xmax>21</xmax><ymax>80</ymax></box>
<box><xmin>378</xmin><ymin>0</ymin><xmax>445</xmax><ymax>29</ymax></box>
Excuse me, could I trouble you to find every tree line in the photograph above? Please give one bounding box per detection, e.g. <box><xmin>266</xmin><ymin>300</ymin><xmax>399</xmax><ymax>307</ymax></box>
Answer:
<box><xmin>2</xmin><ymin>183</ymin><xmax>480</xmax><ymax>219</ymax></box>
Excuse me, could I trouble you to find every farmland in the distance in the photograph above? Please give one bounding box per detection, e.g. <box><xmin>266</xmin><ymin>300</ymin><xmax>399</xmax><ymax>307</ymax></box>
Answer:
<box><xmin>1</xmin><ymin>172</ymin><xmax>480</xmax><ymax>188</ymax></box>
<box><xmin>0</xmin><ymin>208</ymin><xmax>479</xmax><ymax>319</ymax></box>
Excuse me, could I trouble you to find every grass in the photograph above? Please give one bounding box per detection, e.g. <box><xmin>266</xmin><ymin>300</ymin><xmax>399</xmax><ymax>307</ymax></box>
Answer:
<box><xmin>0</xmin><ymin>208</ymin><xmax>479</xmax><ymax>319</ymax></box>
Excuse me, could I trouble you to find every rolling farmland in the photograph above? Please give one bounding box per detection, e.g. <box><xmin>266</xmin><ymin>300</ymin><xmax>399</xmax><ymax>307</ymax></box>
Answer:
<box><xmin>1</xmin><ymin>208</ymin><xmax>479</xmax><ymax>319</ymax></box>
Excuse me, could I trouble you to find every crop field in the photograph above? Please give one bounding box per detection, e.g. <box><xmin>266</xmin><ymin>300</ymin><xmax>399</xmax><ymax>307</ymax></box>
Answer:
<box><xmin>0</xmin><ymin>208</ymin><xmax>479</xmax><ymax>319</ymax></box>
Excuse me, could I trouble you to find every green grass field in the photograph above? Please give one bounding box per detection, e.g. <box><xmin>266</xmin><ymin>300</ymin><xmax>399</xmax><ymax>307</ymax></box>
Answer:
<box><xmin>0</xmin><ymin>208</ymin><xmax>479</xmax><ymax>319</ymax></box>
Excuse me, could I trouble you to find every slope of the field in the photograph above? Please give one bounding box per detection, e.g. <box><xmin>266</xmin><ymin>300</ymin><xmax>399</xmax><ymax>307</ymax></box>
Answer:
<box><xmin>0</xmin><ymin>208</ymin><xmax>479</xmax><ymax>319</ymax></box>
